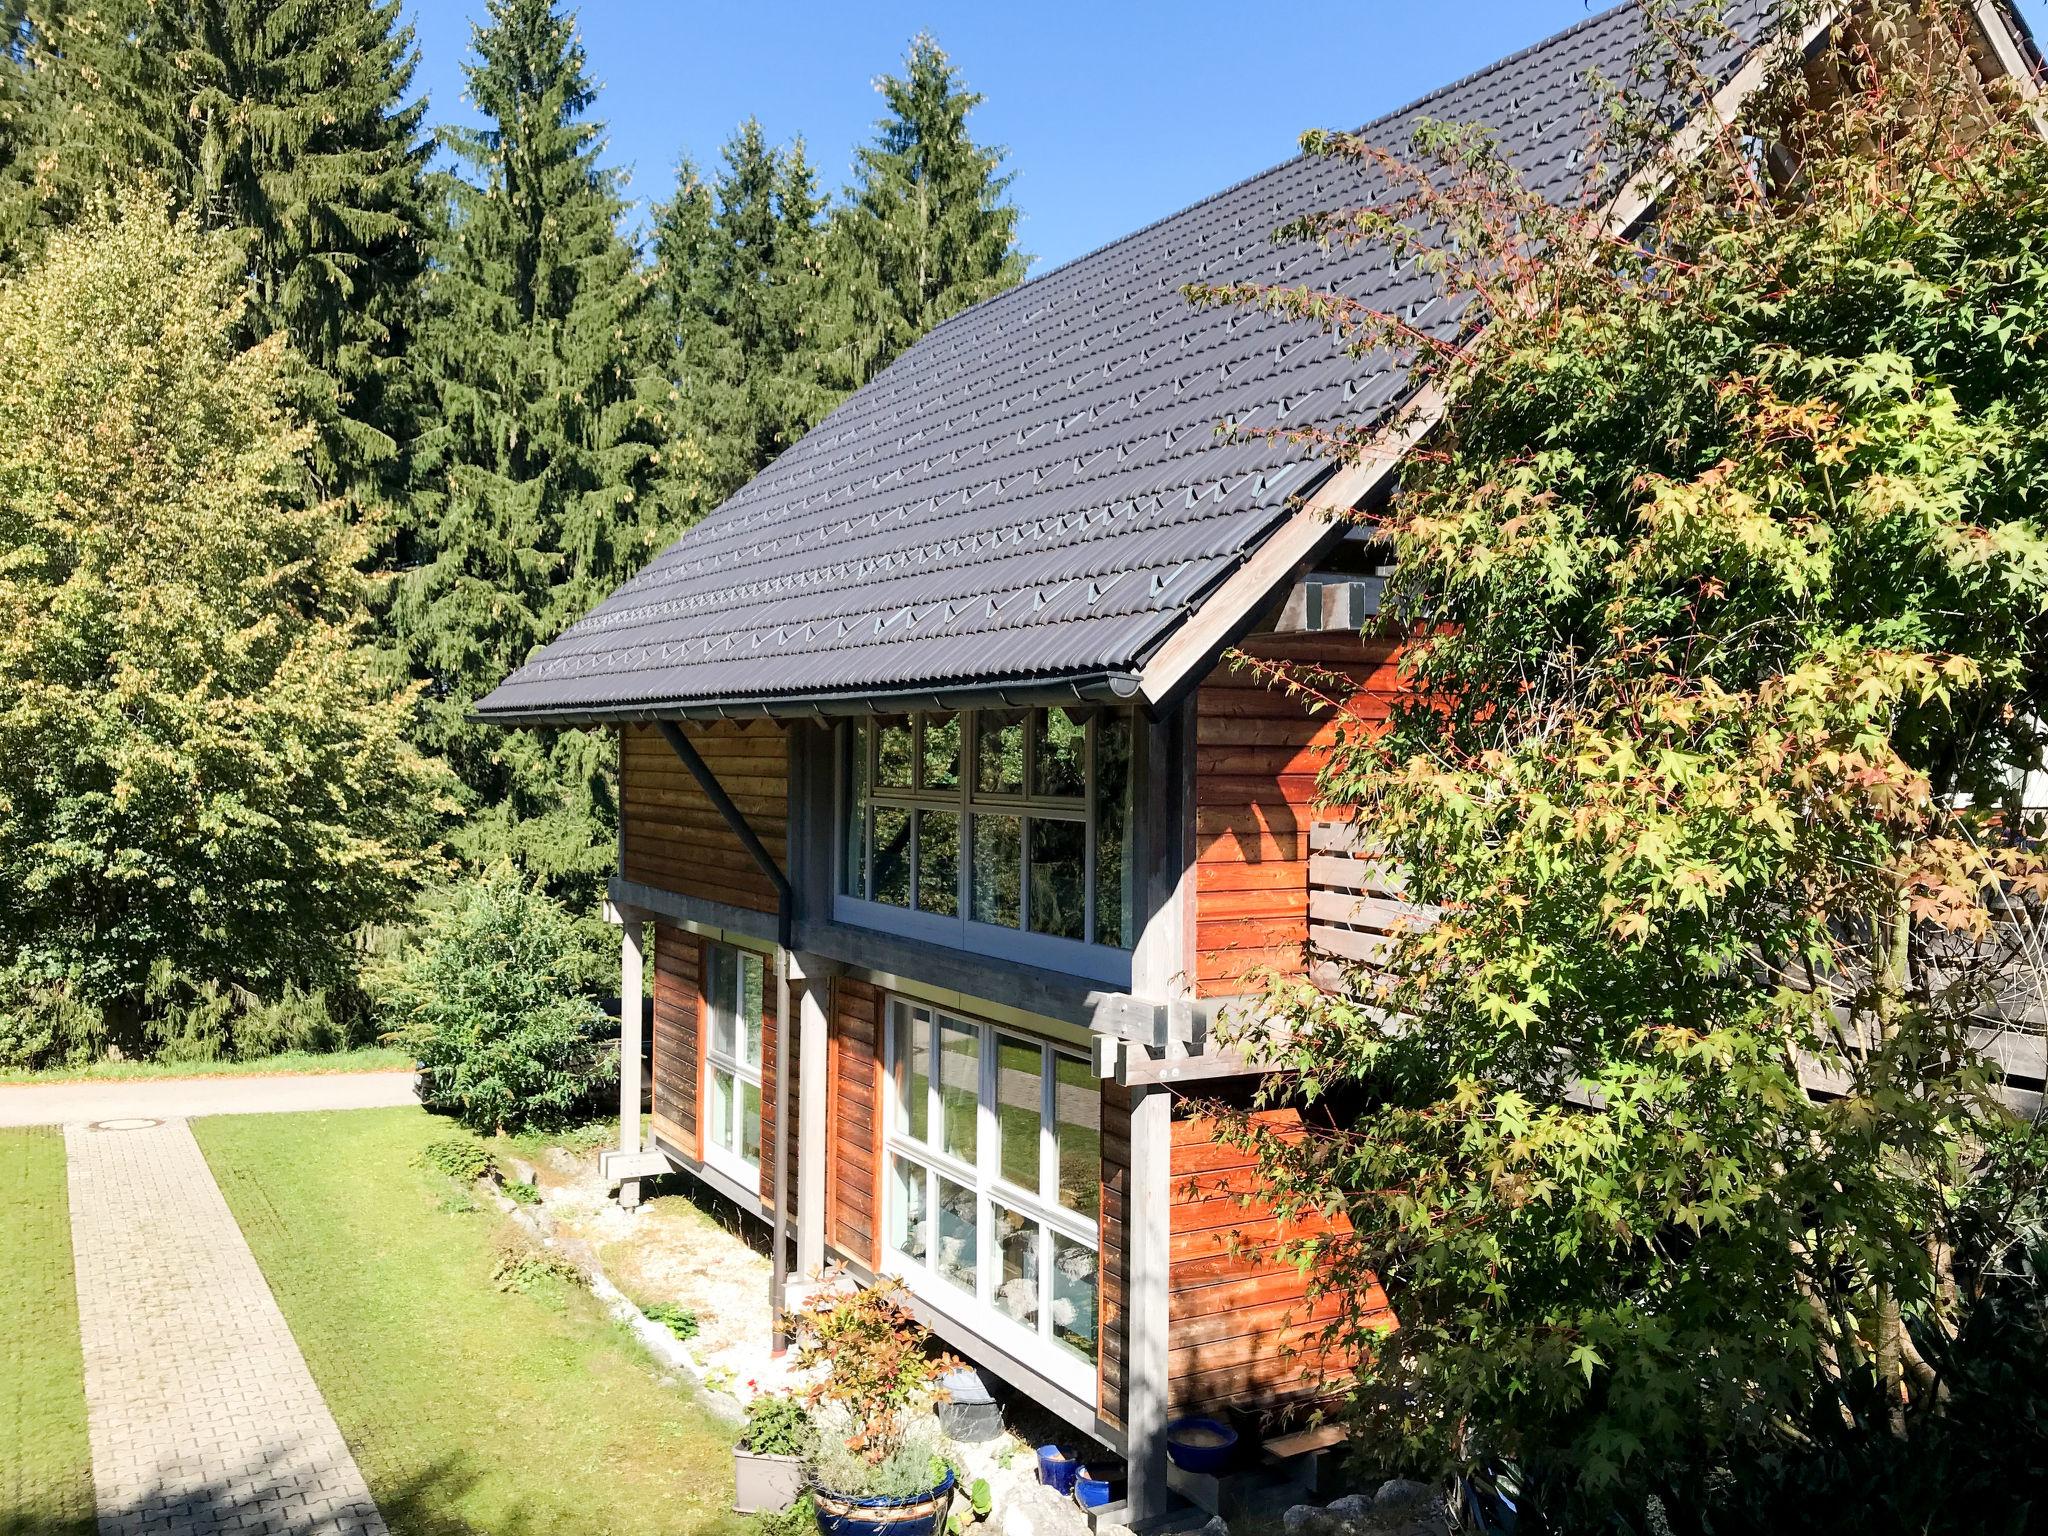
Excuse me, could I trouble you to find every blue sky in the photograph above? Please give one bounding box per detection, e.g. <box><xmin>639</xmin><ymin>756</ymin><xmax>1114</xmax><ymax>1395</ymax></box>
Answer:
<box><xmin>404</xmin><ymin>0</ymin><xmax>2048</xmax><ymax>275</ymax></box>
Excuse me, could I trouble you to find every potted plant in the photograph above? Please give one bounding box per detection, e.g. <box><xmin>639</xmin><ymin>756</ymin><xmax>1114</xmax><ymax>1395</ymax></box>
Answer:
<box><xmin>786</xmin><ymin>1274</ymin><xmax>960</xmax><ymax>1536</ymax></box>
<box><xmin>734</xmin><ymin>1392</ymin><xmax>814</xmax><ymax>1513</ymax></box>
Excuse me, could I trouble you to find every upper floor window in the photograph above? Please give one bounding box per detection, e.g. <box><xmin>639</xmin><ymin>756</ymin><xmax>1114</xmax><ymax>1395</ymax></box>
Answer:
<box><xmin>841</xmin><ymin>707</ymin><xmax>1135</xmax><ymax>956</ymax></box>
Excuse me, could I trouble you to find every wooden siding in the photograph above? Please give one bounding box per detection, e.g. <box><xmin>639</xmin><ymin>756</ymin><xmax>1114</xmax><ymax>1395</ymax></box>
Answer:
<box><xmin>759</xmin><ymin>969</ymin><xmax>796</xmax><ymax>1215</ymax></box>
<box><xmin>1193</xmin><ymin>631</ymin><xmax>1405</xmax><ymax>996</ymax></box>
<box><xmin>650</xmin><ymin>924</ymin><xmax>702</xmax><ymax>1158</ymax></box>
<box><xmin>827</xmin><ymin>976</ymin><xmax>884</xmax><ymax>1267</ymax></box>
<box><xmin>620</xmin><ymin>722</ymin><xmax>789</xmax><ymax>913</ymax></box>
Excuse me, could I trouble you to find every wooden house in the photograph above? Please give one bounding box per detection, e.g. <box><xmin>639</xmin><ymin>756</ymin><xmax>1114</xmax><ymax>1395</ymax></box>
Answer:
<box><xmin>475</xmin><ymin>1</ymin><xmax>2041</xmax><ymax>1520</ymax></box>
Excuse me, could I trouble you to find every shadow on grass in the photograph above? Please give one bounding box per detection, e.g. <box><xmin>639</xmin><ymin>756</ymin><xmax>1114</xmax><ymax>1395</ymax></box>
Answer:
<box><xmin>0</xmin><ymin>1447</ymin><xmax>559</xmax><ymax>1536</ymax></box>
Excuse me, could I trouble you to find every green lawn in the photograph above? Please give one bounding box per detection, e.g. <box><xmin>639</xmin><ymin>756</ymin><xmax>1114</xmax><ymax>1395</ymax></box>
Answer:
<box><xmin>0</xmin><ymin>1128</ymin><xmax>94</xmax><ymax>1536</ymax></box>
<box><xmin>196</xmin><ymin>1106</ymin><xmax>748</xmax><ymax>1536</ymax></box>
<box><xmin>0</xmin><ymin>1045</ymin><xmax>412</xmax><ymax>1085</ymax></box>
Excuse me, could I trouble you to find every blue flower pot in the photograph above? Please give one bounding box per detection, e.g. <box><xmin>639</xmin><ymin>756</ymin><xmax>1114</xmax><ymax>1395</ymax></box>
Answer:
<box><xmin>1074</xmin><ymin>1464</ymin><xmax>1124</xmax><ymax>1511</ymax></box>
<box><xmin>1165</xmin><ymin>1416</ymin><xmax>1239</xmax><ymax>1475</ymax></box>
<box><xmin>1035</xmin><ymin>1445</ymin><xmax>1079</xmax><ymax>1496</ymax></box>
<box><xmin>814</xmin><ymin>1467</ymin><xmax>955</xmax><ymax>1536</ymax></box>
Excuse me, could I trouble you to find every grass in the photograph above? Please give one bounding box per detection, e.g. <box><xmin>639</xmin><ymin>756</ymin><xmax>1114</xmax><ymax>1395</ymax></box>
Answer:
<box><xmin>196</xmin><ymin>1106</ymin><xmax>750</xmax><ymax>1536</ymax></box>
<box><xmin>0</xmin><ymin>1127</ymin><xmax>94</xmax><ymax>1536</ymax></box>
<box><xmin>0</xmin><ymin>1044</ymin><xmax>412</xmax><ymax>1085</ymax></box>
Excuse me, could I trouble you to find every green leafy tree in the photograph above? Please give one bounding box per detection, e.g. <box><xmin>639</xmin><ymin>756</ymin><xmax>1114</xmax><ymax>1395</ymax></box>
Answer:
<box><xmin>1192</xmin><ymin>5</ymin><xmax>2048</xmax><ymax>1527</ymax></box>
<box><xmin>0</xmin><ymin>191</ymin><xmax>447</xmax><ymax>1014</ymax></box>
<box><xmin>384</xmin><ymin>869</ymin><xmax>614</xmax><ymax>1134</ymax></box>
<box><xmin>1</xmin><ymin>0</ymin><xmax>432</xmax><ymax>498</ymax></box>
<box><xmin>397</xmin><ymin>0</ymin><xmax>669</xmax><ymax>912</ymax></box>
<box><xmin>825</xmin><ymin>34</ymin><xmax>1025</xmax><ymax>391</ymax></box>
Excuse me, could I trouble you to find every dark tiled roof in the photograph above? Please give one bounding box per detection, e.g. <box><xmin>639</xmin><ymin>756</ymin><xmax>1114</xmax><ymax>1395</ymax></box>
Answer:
<box><xmin>477</xmin><ymin>0</ymin><xmax>1776</xmax><ymax>722</ymax></box>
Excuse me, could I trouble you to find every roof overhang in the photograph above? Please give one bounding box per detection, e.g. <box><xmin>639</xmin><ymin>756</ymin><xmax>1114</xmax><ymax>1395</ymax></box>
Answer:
<box><xmin>470</xmin><ymin>667</ymin><xmax>1148</xmax><ymax>729</ymax></box>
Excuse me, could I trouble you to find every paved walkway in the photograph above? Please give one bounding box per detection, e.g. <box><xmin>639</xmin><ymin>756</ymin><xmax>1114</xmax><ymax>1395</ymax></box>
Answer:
<box><xmin>0</xmin><ymin>1069</ymin><xmax>417</xmax><ymax>1128</ymax></box>
<box><xmin>65</xmin><ymin>1117</ymin><xmax>389</xmax><ymax>1536</ymax></box>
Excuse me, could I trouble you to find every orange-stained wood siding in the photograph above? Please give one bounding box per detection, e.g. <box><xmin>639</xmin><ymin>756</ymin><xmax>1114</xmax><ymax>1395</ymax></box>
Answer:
<box><xmin>650</xmin><ymin>924</ymin><xmax>702</xmax><ymax>1158</ymax></box>
<box><xmin>1193</xmin><ymin>631</ymin><xmax>1405</xmax><ymax>996</ymax></box>
<box><xmin>827</xmin><ymin>976</ymin><xmax>884</xmax><ymax>1268</ymax></box>
<box><xmin>759</xmin><ymin>969</ymin><xmax>796</xmax><ymax>1216</ymax></box>
<box><xmin>620</xmin><ymin>722</ymin><xmax>788</xmax><ymax>913</ymax></box>
<box><xmin>1166</xmin><ymin>1101</ymin><xmax>1378</xmax><ymax>1416</ymax></box>
<box><xmin>1097</xmin><ymin>1079</ymin><xmax>1133</xmax><ymax>1432</ymax></box>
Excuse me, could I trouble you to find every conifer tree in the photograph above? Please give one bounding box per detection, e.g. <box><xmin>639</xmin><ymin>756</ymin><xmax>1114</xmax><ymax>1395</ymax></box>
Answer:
<box><xmin>1</xmin><ymin>0</ymin><xmax>432</xmax><ymax>497</ymax></box>
<box><xmin>396</xmin><ymin>0</ymin><xmax>669</xmax><ymax>906</ymax></box>
<box><xmin>828</xmin><ymin>34</ymin><xmax>1025</xmax><ymax>390</ymax></box>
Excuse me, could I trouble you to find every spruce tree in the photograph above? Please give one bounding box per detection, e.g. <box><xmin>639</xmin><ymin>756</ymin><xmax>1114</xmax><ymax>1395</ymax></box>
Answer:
<box><xmin>828</xmin><ymin>34</ymin><xmax>1025</xmax><ymax>390</ymax></box>
<box><xmin>0</xmin><ymin>0</ymin><xmax>432</xmax><ymax>498</ymax></box>
<box><xmin>397</xmin><ymin>0</ymin><xmax>669</xmax><ymax>905</ymax></box>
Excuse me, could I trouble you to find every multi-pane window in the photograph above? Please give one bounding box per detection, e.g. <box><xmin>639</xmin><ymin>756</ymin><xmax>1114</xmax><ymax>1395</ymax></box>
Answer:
<box><xmin>703</xmin><ymin>944</ymin><xmax>763</xmax><ymax>1174</ymax></box>
<box><xmin>883</xmin><ymin>999</ymin><xmax>1101</xmax><ymax>1383</ymax></box>
<box><xmin>842</xmin><ymin>708</ymin><xmax>1136</xmax><ymax>952</ymax></box>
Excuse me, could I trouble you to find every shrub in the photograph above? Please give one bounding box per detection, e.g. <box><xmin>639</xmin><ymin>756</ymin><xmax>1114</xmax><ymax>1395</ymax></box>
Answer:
<box><xmin>503</xmin><ymin>1180</ymin><xmax>540</xmax><ymax>1206</ymax></box>
<box><xmin>382</xmin><ymin>869</ymin><xmax>615</xmax><ymax>1134</ymax></box>
<box><xmin>808</xmin><ymin>1407</ymin><xmax>948</xmax><ymax>1502</ymax></box>
<box><xmin>419</xmin><ymin>1136</ymin><xmax>496</xmax><ymax>1183</ymax></box>
<box><xmin>739</xmin><ymin>1392</ymin><xmax>814</xmax><ymax>1457</ymax></box>
<box><xmin>0</xmin><ymin>968</ymin><xmax>105</xmax><ymax>1071</ymax></box>
<box><xmin>489</xmin><ymin>1232</ymin><xmax>583</xmax><ymax>1294</ymax></box>
<box><xmin>786</xmin><ymin>1273</ymin><xmax>957</xmax><ymax>1495</ymax></box>
<box><xmin>644</xmin><ymin>1302</ymin><xmax>700</xmax><ymax>1343</ymax></box>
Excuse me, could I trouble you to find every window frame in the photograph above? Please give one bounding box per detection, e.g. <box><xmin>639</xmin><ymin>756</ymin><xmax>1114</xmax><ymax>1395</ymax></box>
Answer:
<box><xmin>879</xmin><ymin>996</ymin><xmax>1101</xmax><ymax>1401</ymax></box>
<box><xmin>834</xmin><ymin>708</ymin><xmax>1139</xmax><ymax>988</ymax></box>
<box><xmin>700</xmin><ymin>942</ymin><xmax>764</xmax><ymax>1183</ymax></box>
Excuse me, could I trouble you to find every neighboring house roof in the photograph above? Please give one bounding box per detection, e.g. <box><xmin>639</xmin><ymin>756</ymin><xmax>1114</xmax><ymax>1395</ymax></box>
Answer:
<box><xmin>477</xmin><ymin>0</ymin><xmax>1782</xmax><ymax>725</ymax></box>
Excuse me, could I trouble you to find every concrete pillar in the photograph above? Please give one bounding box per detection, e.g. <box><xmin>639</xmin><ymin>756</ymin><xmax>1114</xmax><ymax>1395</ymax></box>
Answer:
<box><xmin>617</xmin><ymin>912</ymin><xmax>645</xmax><ymax>1210</ymax></box>
<box><xmin>795</xmin><ymin>971</ymin><xmax>830</xmax><ymax>1277</ymax></box>
<box><xmin>1124</xmin><ymin>1076</ymin><xmax>1173</xmax><ymax>1524</ymax></box>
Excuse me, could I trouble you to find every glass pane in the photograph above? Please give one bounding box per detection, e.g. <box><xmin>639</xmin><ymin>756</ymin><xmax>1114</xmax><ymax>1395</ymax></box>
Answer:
<box><xmin>708</xmin><ymin>948</ymin><xmax>737</xmax><ymax>1059</ymax></box>
<box><xmin>995</xmin><ymin>1035</ymin><xmax>1042</xmax><ymax>1193</ymax></box>
<box><xmin>1055</xmin><ymin>1053</ymin><xmax>1100</xmax><ymax>1219</ymax></box>
<box><xmin>971</xmin><ymin>814</ymin><xmax>1021</xmax><ymax>928</ymax></box>
<box><xmin>1028</xmin><ymin>818</ymin><xmax>1086</xmax><ymax>941</ymax></box>
<box><xmin>877</xmin><ymin>715</ymin><xmax>913</xmax><ymax>788</ymax></box>
<box><xmin>938</xmin><ymin>1019</ymin><xmax>979</xmax><ymax>1165</ymax></box>
<box><xmin>873</xmin><ymin>807</ymin><xmax>911</xmax><ymax>907</ymax></box>
<box><xmin>893</xmin><ymin>1005</ymin><xmax>931</xmax><ymax>1144</ymax></box>
<box><xmin>1093</xmin><ymin>711</ymin><xmax>1133</xmax><ymax>948</ymax></box>
<box><xmin>1033</xmin><ymin>708</ymin><xmax>1087</xmax><ymax>799</ymax></box>
<box><xmin>994</xmin><ymin>1204</ymin><xmax>1042</xmax><ymax>1332</ymax></box>
<box><xmin>921</xmin><ymin>714</ymin><xmax>961</xmax><ymax>790</ymax></box>
<box><xmin>1051</xmin><ymin>1231</ymin><xmax>1098</xmax><ymax>1362</ymax></box>
<box><xmin>741</xmin><ymin>1078</ymin><xmax>762</xmax><ymax>1169</ymax></box>
<box><xmin>976</xmin><ymin>710</ymin><xmax>1025</xmax><ymax>795</ymax></box>
<box><xmin>891</xmin><ymin>1155</ymin><xmax>929</xmax><ymax>1263</ymax></box>
<box><xmin>915</xmin><ymin>809</ymin><xmax>959</xmax><ymax>916</ymax></box>
<box><xmin>711</xmin><ymin>1068</ymin><xmax>735</xmax><ymax>1154</ymax></box>
<box><xmin>739</xmin><ymin>951</ymin><xmax>764</xmax><ymax>1069</ymax></box>
<box><xmin>844</xmin><ymin>723</ymin><xmax>870</xmax><ymax>898</ymax></box>
<box><xmin>935</xmin><ymin>1176</ymin><xmax>978</xmax><ymax>1296</ymax></box>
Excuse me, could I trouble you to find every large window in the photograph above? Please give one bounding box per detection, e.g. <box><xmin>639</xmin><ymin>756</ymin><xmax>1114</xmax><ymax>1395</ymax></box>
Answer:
<box><xmin>883</xmin><ymin>998</ymin><xmax>1101</xmax><ymax>1394</ymax></box>
<box><xmin>702</xmin><ymin>943</ymin><xmax>763</xmax><ymax>1177</ymax></box>
<box><xmin>841</xmin><ymin>708</ymin><xmax>1136</xmax><ymax>964</ymax></box>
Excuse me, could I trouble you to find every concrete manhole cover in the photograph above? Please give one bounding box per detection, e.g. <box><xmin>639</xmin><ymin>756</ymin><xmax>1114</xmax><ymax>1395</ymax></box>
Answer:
<box><xmin>88</xmin><ymin>1117</ymin><xmax>163</xmax><ymax>1132</ymax></box>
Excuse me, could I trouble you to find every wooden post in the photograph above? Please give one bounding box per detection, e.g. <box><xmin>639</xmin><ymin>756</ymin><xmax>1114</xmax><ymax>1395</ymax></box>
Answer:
<box><xmin>795</xmin><ymin>970</ymin><xmax>830</xmax><ymax>1277</ymax></box>
<box><xmin>1125</xmin><ymin>1077</ymin><xmax>1172</xmax><ymax>1524</ymax></box>
<box><xmin>617</xmin><ymin>910</ymin><xmax>645</xmax><ymax>1209</ymax></box>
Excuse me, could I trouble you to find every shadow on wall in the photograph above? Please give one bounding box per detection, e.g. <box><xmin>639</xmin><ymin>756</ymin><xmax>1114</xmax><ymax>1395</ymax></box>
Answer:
<box><xmin>0</xmin><ymin>1448</ymin><xmax>549</xmax><ymax>1536</ymax></box>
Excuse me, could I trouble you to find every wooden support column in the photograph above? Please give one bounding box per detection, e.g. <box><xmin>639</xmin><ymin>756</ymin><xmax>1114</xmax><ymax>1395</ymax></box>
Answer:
<box><xmin>1124</xmin><ymin>1077</ymin><xmax>1173</xmax><ymax>1524</ymax></box>
<box><xmin>616</xmin><ymin>908</ymin><xmax>646</xmax><ymax>1209</ymax></box>
<box><xmin>795</xmin><ymin>969</ymin><xmax>830</xmax><ymax>1277</ymax></box>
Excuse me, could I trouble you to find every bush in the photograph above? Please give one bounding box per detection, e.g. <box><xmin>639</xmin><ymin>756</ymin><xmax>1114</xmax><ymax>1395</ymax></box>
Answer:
<box><xmin>419</xmin><ymin>1136</ymin><xmax>495</xmax><ymax>1183</ymax></box>
<box><xmin>489</xmin><ymin>1232</ymin><xmax>584</xmax><ymax>1294</ymax></box>
<box><xmin>0</xmin><ymin>968</ymin><xmax>106</xmax><ymax>1071</ymax></box>
<box><xmin>381</xmin><ymin>870</ymin><xmax>615</xmax><ymax>1134</ymax></box>
<box><xmin>739</xmin><ymin>1393</ymin><xmax>813</xmax><ymax>1457</ymax></box>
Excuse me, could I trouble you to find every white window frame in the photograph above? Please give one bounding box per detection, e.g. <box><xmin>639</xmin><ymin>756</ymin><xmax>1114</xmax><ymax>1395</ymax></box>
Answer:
<box><xmin>835</xmin><ymin>708</ymin><xmax>1139</xmax><ymax>989</ymax></box>
<box><xmin>701</xmin><ymin>942</ymin><xmax>764</xmax><ymax>1183</ymax></box>
<box><xmin>880</xmin><ymin>995</ymin><xmax>1101</xmax><ymax>1401</ymax></box>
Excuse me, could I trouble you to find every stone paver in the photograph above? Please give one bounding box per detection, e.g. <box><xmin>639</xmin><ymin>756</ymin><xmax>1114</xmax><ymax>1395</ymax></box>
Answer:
<box><xmin>65</xmin><ymin>1117</ymin><xmax>388</xmax><ymax>1536</ymax></box>
<box><xmin>0</xmin><ymin>1070</ymin><xmax>417</xmax><ymax>1128</ymax></box>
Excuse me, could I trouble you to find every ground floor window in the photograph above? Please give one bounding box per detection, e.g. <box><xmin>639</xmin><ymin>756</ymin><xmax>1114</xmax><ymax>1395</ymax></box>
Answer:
<box><xmin>882</xmin><ymin>996</ymin><xmax>1100</xmax><ymax>1390</ymax></box>
<box><xmin>702</xmin><ymin>943</ymin><xmax>763</xmax><ymax>1176</ymax></box>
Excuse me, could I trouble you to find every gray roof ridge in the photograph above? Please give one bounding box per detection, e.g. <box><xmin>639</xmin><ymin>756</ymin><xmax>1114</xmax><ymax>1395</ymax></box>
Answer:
<box><xmin>914</xmin><ymin>0</ymin><xmax>1651</xmax><ymax>345</ymax></box>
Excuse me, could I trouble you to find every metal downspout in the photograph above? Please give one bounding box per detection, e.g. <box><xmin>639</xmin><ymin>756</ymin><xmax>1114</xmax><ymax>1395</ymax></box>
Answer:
<box><xmin>655</xmin><ymin>720</ymin><xmax>796</xmax><ymax>1352</ymax></box>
